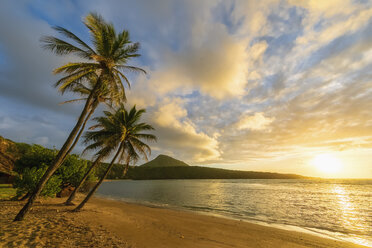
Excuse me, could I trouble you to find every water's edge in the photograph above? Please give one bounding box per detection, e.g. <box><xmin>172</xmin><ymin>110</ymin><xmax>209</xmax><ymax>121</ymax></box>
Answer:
<box><xmin>95</xmin><ymin>193</ymin><xmax>370</xmax><ymax>247</ymax></box>
<box><xmin>96</xmin><ymin>179</ymin><xmax>372</xmax><ymax>247</ymax></box>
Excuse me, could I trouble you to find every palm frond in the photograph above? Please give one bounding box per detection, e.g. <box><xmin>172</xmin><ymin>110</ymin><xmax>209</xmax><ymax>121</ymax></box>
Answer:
<box><xmin>53</xmin><ymin>62</ymin><xmax>99</xmax><ymax>74</ymax></box>
<box><xmin>41</xmin><ymin>36</ymin><xmax>92</xmax><ymax>59</ymax></box>
<box><xmin>134</xmin><ymin>133</ymin><xmax>157</xmax><ymax>142</ymax></box>
<box><xmin>116</xmin><ymin>65</ymin><xmax>146</xmax><ymax>74</ymax></box>
<box><xmin>53</xmin><ymin>26</ymin><xmax>96</xmax><ymax>55</ymax></box>
<box><xmin>56</xmin><ymin>70</ymin><xmax>96</xmax><ymax>94</ymax></box>
<box><xmin>59</xmin><ymin>98</ymin><xmax>87</xmax><ymax>105</ymax></box>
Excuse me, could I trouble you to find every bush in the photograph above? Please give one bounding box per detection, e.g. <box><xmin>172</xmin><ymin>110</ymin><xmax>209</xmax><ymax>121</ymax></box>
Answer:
<box><xmin>14</xmin><ymin>166</ymin><xmax>62</xmax><ymax>198</ymax></box>
<box><xmin>14</xmin><ymin>144</ymin><xmax>56</xmax><ymax>173</ymax></box>
<box><xmin>57</xmin><ymin>154</ymin><xmax>96</xmax><ymax>187</ymax></box>
<box><xmin>13</xmin><ymin>144</ymin><xmax>96</xmax><ymax>198</ymax></box>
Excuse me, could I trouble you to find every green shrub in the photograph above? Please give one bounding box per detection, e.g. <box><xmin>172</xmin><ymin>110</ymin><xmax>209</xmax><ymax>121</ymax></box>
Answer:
<box><xmin>14</xmin><ymin>144</ymin><xmax>56</xmax><ymax>173</ymax></box>
<box><xmin>14</xmin><ymin>166</ymin><xmax>62</xmax><ymax>198</ymax></box>
<box><xmin>13</xmin><ymin>144</ymin><xmax>96</xmax><ymax>198</ymax></box>
<box><xmin>57</xmin><ymin>154</ymin><xmax>96</xmax><ymax>187</ymax></box>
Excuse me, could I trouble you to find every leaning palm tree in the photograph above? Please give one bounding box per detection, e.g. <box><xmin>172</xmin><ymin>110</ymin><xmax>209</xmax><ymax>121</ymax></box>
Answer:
<box><xmin>14</xmin><ymin>13</ymin><xmax>145</xmax><ymax>221</ymax></box>
<box><xmin>74</xmin><ymin>105</ymin><xmax>157</xmax><ymax>211</ymax></box>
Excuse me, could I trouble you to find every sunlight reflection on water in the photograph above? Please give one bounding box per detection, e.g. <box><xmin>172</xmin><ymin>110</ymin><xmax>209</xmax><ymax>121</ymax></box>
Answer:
<box><xmin>97</xmin><ymin>179</ymin><xmax>372</xmax><ymax>247</ymax></box>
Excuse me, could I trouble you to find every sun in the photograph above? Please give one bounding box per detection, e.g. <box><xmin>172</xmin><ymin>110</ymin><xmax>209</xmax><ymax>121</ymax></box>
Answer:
<box><xmin>311</xmin><ymin>154</ymin><xmax>343</xmax><ymax>174</ymax></box>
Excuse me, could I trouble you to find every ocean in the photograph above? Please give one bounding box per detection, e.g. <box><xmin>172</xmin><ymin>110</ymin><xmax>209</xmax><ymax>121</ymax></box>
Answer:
<box><xmin>96</xmin><ymin>179</ymin><xmax>372</xmax><ymax>247</ymax></box>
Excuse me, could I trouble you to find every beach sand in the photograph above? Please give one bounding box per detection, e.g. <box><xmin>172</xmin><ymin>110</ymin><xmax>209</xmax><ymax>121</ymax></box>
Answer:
<box><xmin>0</xmin><ymin>195</ymin><xmax>367</xmax><ymax>248</ymax></box>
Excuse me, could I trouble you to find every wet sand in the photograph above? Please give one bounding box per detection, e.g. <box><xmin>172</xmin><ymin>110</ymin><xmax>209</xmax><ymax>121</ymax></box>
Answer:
<box><xmin>0</xmin><ymin>196</ymin><xmax>367</xmax><ymax>248</ymax></box>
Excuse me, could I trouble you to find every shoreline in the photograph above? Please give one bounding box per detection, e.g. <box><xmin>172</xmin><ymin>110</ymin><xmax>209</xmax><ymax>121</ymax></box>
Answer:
<box><xmin>95</xmin><ymin>194</ymin><xmax>371</xmax><ymax>248</ymax></box>
<box><xmin>94</xmin><ymin>193</ymin><xmax>371</xmax><ymax>247</ymax></box>
<box><xmin>1</xmin><ymin>195</ymin><xmax>368</xmax><ymax>248</ymax></box>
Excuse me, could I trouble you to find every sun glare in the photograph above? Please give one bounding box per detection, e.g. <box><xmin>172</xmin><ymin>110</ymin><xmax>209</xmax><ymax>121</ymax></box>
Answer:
<box><xmin>311</xmin><ymin>154</ymin><xmax>343</xmax><ymax>174</ymax></box>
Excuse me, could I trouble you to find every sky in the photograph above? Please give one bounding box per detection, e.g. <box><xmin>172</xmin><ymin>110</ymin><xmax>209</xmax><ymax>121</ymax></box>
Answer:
<box><xmin>0</xmin><ymin>0</ymin><xmax>371</xmax><ymax>178</ymax></box>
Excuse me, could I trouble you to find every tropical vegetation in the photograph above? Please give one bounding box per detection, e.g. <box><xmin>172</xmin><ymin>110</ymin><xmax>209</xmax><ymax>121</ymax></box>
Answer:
<box><xmin>13</xmin><ymin>144</ymin><xmax>95</xmax><ymax>199</ymax></box>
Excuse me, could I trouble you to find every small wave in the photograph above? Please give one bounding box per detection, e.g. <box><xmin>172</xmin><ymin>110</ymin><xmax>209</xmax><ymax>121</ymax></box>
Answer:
<box><xmin>182</xmin><ymin>205</ymin><xmax>237</xmax><ymax>215</ymax></box>
<box><xmin>95</xmin><ymin>194</ymin><xmax>171</xmax><ymax>209</ymax></box>
<box><xmin>245</xmin><ymin>183</ymin><xmax>269</xmax><ymax>187</ymax></box>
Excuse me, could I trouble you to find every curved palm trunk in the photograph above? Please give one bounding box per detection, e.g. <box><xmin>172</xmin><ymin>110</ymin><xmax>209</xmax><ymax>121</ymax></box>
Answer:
<box><xmin>14</xmin><ymin>92</ymin><xmax>96</xmax><ymax>221</ymax></box>
<box><xmin>64</xmin><ymin>106</ymin><xmax>96</xmax><ymax>158</ymax></box>
<box><xmin>62</xmin><ymin>105</ymin><xmax>97</xmax><ymax>205</ymax></box>
<box><xmin>74</xmin><ymin>146</ymin><xmax>122</xmax><ymax>211</ymax></box>
<box><xmin>64</xmin><ymin>153</ymin><xmax>104</xmax><ymax>205</ymax></box>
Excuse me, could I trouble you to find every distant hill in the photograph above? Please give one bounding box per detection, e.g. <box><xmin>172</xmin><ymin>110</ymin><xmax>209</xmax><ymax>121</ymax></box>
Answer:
<box><xmin>140</xmin><ymin>154</ymin><xmax>189</xmax><ymax>168</ymax></box>
<box><xmin>126</xmin><ymin>166</ymin><xmax>309</xmax><ymax>180</ymax></box>
<box><xmin>123</xmin><ymin>155</ymin><xmax>309</xmax><ymax>180</ymax></box>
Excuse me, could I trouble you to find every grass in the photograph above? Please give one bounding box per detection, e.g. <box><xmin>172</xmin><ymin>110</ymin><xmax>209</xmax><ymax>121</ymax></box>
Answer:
<box><xmin>0</xmin><ymin>184</ymin><xmax>16</xmax><ymax>200</ymax></box>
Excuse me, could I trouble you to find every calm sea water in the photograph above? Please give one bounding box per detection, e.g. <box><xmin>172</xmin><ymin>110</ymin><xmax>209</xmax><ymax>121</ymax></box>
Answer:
<box><xmin>96</xmin><ymin>179</ymin><xmax>372</xmax><ymax>247</ymax></box>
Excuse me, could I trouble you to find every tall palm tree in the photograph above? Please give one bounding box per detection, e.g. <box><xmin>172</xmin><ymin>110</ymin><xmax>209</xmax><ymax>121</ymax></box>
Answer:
<box><xmin>14</xmin><ymin>13</ymin><xmax>145</xmax><ymax>221</ymax></box>
<box><xmin>74</xmin><ymin>105</ymin><xmax>156</xmax><ymax>211</ymax></box>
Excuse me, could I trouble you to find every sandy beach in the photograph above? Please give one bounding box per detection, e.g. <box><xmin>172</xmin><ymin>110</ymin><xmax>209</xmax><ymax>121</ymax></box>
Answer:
<box><xmin>0</xmin><ymin>195</ymin><xmax>368</xmax><ymax>248</ymax></box>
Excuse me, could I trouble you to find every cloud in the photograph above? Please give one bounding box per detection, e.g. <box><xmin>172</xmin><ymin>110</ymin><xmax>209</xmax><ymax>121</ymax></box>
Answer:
<box><xmin>95</xmin><ymin>0</ymin><xmax>372</xmax><ymax>171</ymax></box>
<box><xmin>0</xmin><ymin>114</ymin><xmax>67</xmax><ymax>148</ymax></box>
<box><xmin>288</xmin><ymin>0</ymin><xmax>372</xmax><ymax>60</ymax></box>
<box><xmin>230</xmin><ymin>0</ymin><xmax>280</xmax><ymax>36</ymax></box>
<box><xmin>149</xmin><ymin>25</ymin><xmax>250</xmax><ymax>99</ymax></box>
<box><xmin>150</xmin><ymin>98</ymin><xmax>220</xmax><ymax>162</ymax></box>
<box><xmin>0</xmin><ymin>2</ymin><xmax>90</xmax><ymax>117</ymax></box>
<box><xmin>236</xmin><ymin>112</ymin><xmax>274</xmax><ymax>131</ymax></box>
<box><xmin>288</xmin><ymin>0</ymin><xmax>354</xmax><ymax>17</ymax></box>
<box><xmin>126</xmin><ymin>73</ymin><xmax>158</xmax><ymax>108</ymax></box>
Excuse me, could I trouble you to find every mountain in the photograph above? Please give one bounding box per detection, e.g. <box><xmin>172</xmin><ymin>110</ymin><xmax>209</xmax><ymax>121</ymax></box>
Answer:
<box><xmin>124</xmin><ymin>154</ymin><xmax>309</xmax><ymax>180</ymax></box>
<box><xmin>126</xmin><ymin>165</ymin><xmax>309</xmax><ymax>180</ymax></box>
<box><xmin>140</xmin><ymin>154</ymin><xmax>189</xmax><ymax>168</ymax></box>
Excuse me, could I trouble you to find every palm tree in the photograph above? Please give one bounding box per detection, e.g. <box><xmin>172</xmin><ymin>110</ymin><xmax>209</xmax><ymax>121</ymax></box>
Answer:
<box><xmin>74</xmin><ymin>105</ymin><xmax>156</xmax><ymax>211</ymax></box>
<box><xmin>14</xmin><ymin>13</ymin><xmax>145</xmax><ymax>221</ymax></box>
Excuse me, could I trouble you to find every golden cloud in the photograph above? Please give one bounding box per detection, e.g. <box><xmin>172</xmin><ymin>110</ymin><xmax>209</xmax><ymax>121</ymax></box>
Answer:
<box><xmin>151</xmin><ymin>98</ymin><xmax>221</xmax><ymax>162</ymax></box>
<box><xmin>236</xmin><ymin>112</ymin><xmax>275</xmax><ymax>131</ymax></box>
